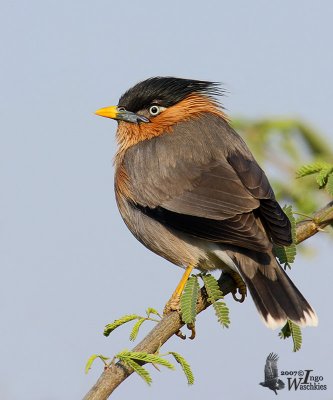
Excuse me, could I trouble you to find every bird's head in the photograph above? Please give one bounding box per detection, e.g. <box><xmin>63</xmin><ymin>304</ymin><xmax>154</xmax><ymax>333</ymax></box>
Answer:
<box><xmin>95</xmin><ymin>77</ymin><xmax>226</xmax><ymax>149</ymax></box>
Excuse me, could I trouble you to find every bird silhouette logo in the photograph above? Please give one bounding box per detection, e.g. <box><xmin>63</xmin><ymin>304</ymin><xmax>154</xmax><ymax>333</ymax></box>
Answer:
<box><xmin>259</xmin><ymin>353</ymin><xmax>285</xmax><ymax>394</ymax></box>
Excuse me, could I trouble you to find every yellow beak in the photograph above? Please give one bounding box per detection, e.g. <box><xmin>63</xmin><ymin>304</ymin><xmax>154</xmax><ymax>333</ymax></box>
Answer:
<box><xmin>95</xmin><ymin>105</ymin><xmax>118</xmax><ymax>119</ymax></box>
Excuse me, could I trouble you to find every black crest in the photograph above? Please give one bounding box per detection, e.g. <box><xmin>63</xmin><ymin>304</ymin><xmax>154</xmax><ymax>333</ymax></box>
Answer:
<box><xmin>118</xmin><ymin>77</ymin><xmax>223</xmax><ymax>112</ymax></box>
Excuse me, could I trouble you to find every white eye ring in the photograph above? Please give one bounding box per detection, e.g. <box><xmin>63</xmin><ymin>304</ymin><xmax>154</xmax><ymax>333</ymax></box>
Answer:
<box><xmin>149</xmin><ymin>105</ymin><xmax>165</xmax><ymax>116</ymax></box>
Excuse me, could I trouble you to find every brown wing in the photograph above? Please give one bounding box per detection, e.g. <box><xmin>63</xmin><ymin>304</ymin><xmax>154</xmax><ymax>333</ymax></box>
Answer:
<box><xmin>162</xmin><ymin>162</ymin><xmax>258</xmax><ymax>219</ymax></box>
<box><xmin>123</xmin><ymin>113</ymin><xmax>291</xmax><ymax>251</ymax></box>
<box><xmin>227</xmin><ymin>153</ymin><xmax>291</xmax><ymax>245</ymax></box>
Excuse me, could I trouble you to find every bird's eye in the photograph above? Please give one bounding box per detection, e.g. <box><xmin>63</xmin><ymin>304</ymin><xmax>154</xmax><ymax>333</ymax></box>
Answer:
<box><xmin>117</xmin><ymin>106</ymin><xmax>126</xmax><ymax>112</ymax></box>
<box><xmin>149</xmin><ymin>105</ymin><xmax>164</xmax><ymax>116</ymax></box>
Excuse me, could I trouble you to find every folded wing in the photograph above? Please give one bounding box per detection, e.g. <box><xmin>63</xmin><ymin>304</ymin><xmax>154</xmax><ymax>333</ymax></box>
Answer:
<box><xmin>123</xmin><ymin>114</ymin><xmax>291</xmax><ymax>252</ymax></box>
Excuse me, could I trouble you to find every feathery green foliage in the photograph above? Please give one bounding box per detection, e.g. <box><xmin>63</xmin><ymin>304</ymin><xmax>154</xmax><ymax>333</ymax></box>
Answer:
<box><xmin>85</xmin><ymin>354</ymin><xmax>109</xmax><ymax>374</ymax></box>
<box><xmin>202</xmin><ymin>274</ymin><xmax>230</xmax><ymax>328</ymax></box>
<box><xmin>296</xmin><ymin>161</ymin><xmax>330</xmax><ymax>178</ymax></box>
<box><xmin>279</xmin><ymin>321</ymin><xmax>290</xmax><ymax>340</ymax></box>
<box><xmin>327</xmin><ymin>174</ymin><xmax>333</xmax><ymax>196</ymax></box>
<box><xmin>104</xmin><ymin>307</ymin><xmax>162</xmax><ymax>340</ymax></box>
<box><xmin>289</xmin><ymin>320</ymin><xmax>303</xmax><ymax>352</ymax></box>
<box><xmin>279</xmin><ymin>319</ymin><xmax>302</xmax><ymax>352</ymax></box>
<box><xmin>284</xmin><ymin>205</ymin><xmax>297</xmax><ymax>243</ymax></box>
<box><xmin>274</xmin><ymin>205</ymin><xmax>297</xmax><ymax>269</ymax></box>
<box><xmin>274</xmin><ymin>245</ymin><xmax>296</xmax><ymax>269</ymax></box>
<box><xmin>212</xmin><ymin>302</ymin><xmax>230</xmax><ymax>328</ymax></box>
<box><xmin>316</xmin><ymin>168</ymin><xmax>331</xmax><ymax>188</ymax></box>
<box><xmin>180</xmin><ymin>276</ymin><xmax>200</xmax><ymax>324</ymax></box>
<box><xmin>122</xmin><ymin>358</ymin><xmax>152</xmax><ymax>385</ymax></box>
<box><xmin>117</xmin><ymin>351</ymin><xmax>175</xmax><ymax>369</ymax></box>
<box><xmin>104</xmin><ymin>314</ymin><xmax>141</xmax><ymax>337</ymax></box>
<box><xmin>145</xmin><ymin>307</ymin><xmax>162</xmax><ymax>318</ymax></box>
<box><xmin>202</xmin><ymin>274</ymin><xmax>223</xmax><ymax>302</ymax></box>
<box><xmin>86</xmin><ymin>347</ymin><xmax>193</xmax><ymax>386</ymax></box>
<box><xmin>317</xmin><ymin>166</ymin><xmax>333</xmax><ymax>189</ymax></box>
<box><xmin>169</xmin><ymin>352</ymin><xmax>194</xmax><ymax>385</ymax></box>
<box><xmin>296</xmin><ymin>161</ymin><xmax>333</xmax><ymax>194</ymax></box>
<box><xmin>129</xmin><ymin>318</ymin><xmax>146</xmax><ymax>341</ymax></box>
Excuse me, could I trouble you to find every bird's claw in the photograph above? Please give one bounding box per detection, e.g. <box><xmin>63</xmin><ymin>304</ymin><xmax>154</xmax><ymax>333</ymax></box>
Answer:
<box><xmin>228</xmin><ymin>271</ymin><xmax>247</xmax><ymax>303</ymax></box>
<box><xmin>175</xmin><ymin>330</ymin><xmax>187</xmax><ymax>340</ymax></box>
<box><xmin>163</xmin><ymin>294</ymin><xmax>197</xmax><ymax>340</ymax></box>
<box><xmin>187</xmin><ymin>323</ymin><xmax>196</xmax><ymax>340</ymax></box>
<box><xmin>232</xmin><ymin>289</ymin><xmax>246</xmax><ymax>303</ymax></box>
<box><xmin>174</xmin><ymin>323</ymin><xmax>196</xmax><ymax>340</ymax></box>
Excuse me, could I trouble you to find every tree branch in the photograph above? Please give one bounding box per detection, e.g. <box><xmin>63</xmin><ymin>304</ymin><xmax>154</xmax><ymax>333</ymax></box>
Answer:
<box><xmin>295</xmin><ymin>201</ymin><xmax>333</xmax><ymax>244</ymax></box>
<box><xmin>83</xmin><ymin>201</ymin><xmax>333</xmax><ymax>400</ymax></box>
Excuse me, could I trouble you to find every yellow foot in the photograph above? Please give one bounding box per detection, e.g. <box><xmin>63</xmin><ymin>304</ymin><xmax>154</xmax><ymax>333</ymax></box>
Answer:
<box><xmin>163</xmin><ymin>264</ymin><xmax>194</xmax><ymax>316</ymax></box>
<box><xmin>163</xmin><ymin>264</ymin><xmax>197</xmax><ymax>340</ymax></box>
<box><xmin>229</xmin><ymin>271</ymin><xmax>247</xmax><ymax>303</ymax></box>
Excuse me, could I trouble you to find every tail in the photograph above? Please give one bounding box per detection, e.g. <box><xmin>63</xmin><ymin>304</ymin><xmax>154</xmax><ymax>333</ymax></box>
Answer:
<box><xmin>232</xmin><ymin>249</ymin><xmax>318</xmax><ymax>329</ymax></box>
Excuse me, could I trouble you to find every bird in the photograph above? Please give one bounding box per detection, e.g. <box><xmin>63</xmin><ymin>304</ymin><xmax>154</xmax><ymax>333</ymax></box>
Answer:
<box><xmin>95</xmin><ymin>76</ymin><xmax>318</xmax><ymax>329</ymax></box>
<box><xmin>259</xmin><ymin>353</ymin><xmax>285</xmax><ymax>395</ymax></box>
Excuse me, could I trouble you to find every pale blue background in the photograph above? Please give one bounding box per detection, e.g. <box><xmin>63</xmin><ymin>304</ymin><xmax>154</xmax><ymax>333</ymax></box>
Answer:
<box><xmin>1</xmin><ymin>1</ymin><xmax>332</xmax><ymax>399</ymax></box>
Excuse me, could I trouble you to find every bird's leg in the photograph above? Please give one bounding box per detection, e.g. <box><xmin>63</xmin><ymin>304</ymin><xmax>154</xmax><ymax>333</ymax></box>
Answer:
<box><xmin>163</xmin><ymin>264</ymin><xmax>196</xmax><ymax>340</ymax></box>
<box><xmin>228</xmin><ymin>271</ymin><xmax>247</xmax><ymax>303</ymax></box>
<box><xmin>163</xmin><ymin>264</ymin><xmax>194</xmax><ymax>315</ymax></box>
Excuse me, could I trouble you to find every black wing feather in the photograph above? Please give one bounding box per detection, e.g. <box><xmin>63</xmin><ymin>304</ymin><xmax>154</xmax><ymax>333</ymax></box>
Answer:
<box><xmin>228</xmin><ymin>154</ymin><xmax>292</xmax><ymax>246</ymax></box>
<box><xmin>136</xmin><ymin>204</ymin><xmax>271</xmax><ymax>252</ymax></box>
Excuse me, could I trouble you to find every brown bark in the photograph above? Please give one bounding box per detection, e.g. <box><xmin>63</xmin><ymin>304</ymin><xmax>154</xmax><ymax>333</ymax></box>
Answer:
<box><xmin>83</xmin><ymin>202</ymin><xmax>333</xmax><ymax>400</ymax></box>
<box><xmin>295</xmin><ymin>201</ymin><xmax>333</xmax><ymax>244</ymax></box>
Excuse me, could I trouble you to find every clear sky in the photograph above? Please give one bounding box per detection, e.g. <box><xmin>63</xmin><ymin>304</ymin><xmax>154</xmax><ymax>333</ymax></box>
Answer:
<box><xmin>1</xmin><ymin>1</ymin><xmax>332</xmax><ymax>399</ymax></box>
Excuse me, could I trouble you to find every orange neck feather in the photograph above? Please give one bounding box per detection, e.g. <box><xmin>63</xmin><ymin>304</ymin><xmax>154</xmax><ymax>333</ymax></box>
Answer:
<box><xmin>115</xmin><ymin>94</ymin><xmax>227</xmax><ymax>161</ymax></box>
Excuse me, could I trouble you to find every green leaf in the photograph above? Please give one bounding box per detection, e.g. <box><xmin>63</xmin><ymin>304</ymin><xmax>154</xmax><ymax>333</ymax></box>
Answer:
<box><xmin>146</xmin><ymin>307</ymin><xmax>161</xmax><ymax>318</ymax></box>
<box><xmin>85</xmin><ymin>354</ymin><xmax>109</xmax><ymax>374</ymax></box>
<box><xmin>274</xmin><ymin>245</ymin><xmax>296</xmax><ymax>269</ymax></box>
<box><xmin>279</xmin><ymin>321</ymin><xmax>291</xmax><ymax>339</ymax></box>
<box><xmin>129</xmin><ymin>318</ymin><xmax>146</xmax><ymax>341</ymax></box>
<box><xmin>202</xmin><ymin>274</ymin><xmax>224</xmax><ymax>302</ymax></box>
<box><xmin>104</xmin><ymin>315</ymin><xmax>141</xmax><ymax>337</ymax></box>
<box><xmin>169</xmin><ymin>352</ymin><xmax>194</xmax><ymax>385</ymax></box>
<box><xmin>213</xmin><ymin>301</ymin><xmax>230</xmax><ymax>328</ymax></box>
<box><xmin>201</xmin><ymin>274</ymin><xmax>230</xmax><ymax>328</ymax></box>
<box><xmin>123</xmin><ymin>358</ymin><xmax>152</xmax><ymax>385</ymax></box>
<box><xmin>296</xmin><ymin>161</ymin><xmax>329</xmax><ymax>178</ymax></box>
<box><xmin>274</xmin><ymin>205</ymin><xmax>297</xmax><ymax>268</ymax></box>
<box><xmin>316</xmin><ymin>166</ymin><xmax>333</xmax><ymax>188</ymax></box>
<box><xmin>326</xmin><ymin>173</ymin><xmax>333</xmax><ymax>196</ymax></box>
<box><xmin>289</xmin><ymin>320</ymin><xmax>302</xmax><ymax>352</ymax></box>
<box><xmin>279</xmin><ymin>320</ymin><xmax>302</xmax><ymax>352</ymax></box>
<box><xmin>180</xmin><ymin>276</ymin><xmax>200</xmax><ymax>324</ymax></box>
<box><xmin>283</xmin><ymin>205</ymin><xmax>296</xmax><ymax>243</ymax></box>
<box><xmin>117</xmin><ymin>351</ymin><xmax>175</xmax><ymax>370</ymax></box>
